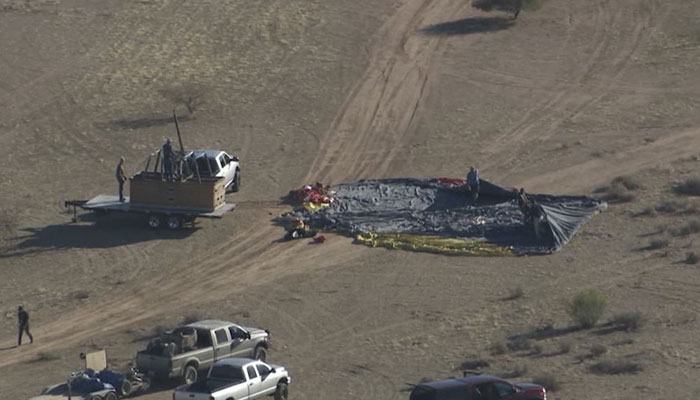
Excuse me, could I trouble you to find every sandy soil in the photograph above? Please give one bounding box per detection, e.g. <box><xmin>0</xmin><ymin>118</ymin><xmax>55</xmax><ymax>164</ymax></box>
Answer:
<box><xmin>1</xmin><ymin>0</ymin><xmax>700</xmax><ymax>399</ymax></box>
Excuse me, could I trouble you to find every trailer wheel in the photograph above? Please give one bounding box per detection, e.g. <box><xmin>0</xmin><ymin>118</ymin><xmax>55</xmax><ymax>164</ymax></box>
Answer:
<box><xmin>166</xmin><ymin>215</ymin><xmax>182</xmax><ymax>230</ymax></box>
<box><xmin>147</xmin><ymin>214</ymin><xmax>162</xmax><ymax>229</ymax></box>
<box><xmin>104</xmin><ymin>392</ymin><xmax>118</xmax><ymax>400</ymax></box>
<box><xmin>119</xmin><ymin>379</ymin><xmax>132</xmax><ymax>397</ymax></box>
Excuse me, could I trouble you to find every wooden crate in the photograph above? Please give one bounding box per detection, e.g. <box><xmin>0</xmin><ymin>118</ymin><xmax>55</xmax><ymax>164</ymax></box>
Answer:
<box><xmin>130</xmin><ymin>172</ymin><xmax>225</xmax><ymax>211</ymax></box>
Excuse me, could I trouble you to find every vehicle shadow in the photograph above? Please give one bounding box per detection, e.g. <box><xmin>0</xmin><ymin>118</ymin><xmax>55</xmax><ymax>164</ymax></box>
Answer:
<box><xmin>1</xmin><ymin>214</ymin><xmax>197</xmax><ymax>258</ymax></box>
<box><xmin>420</xmin><ymin>17</ymin><xmax>515</xmax><ymax>36</ymax></box>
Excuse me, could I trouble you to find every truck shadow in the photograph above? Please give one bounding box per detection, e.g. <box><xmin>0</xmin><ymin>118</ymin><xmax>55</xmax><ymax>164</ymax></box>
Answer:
<box><xmin>1</xmin><ymin>214</ymin><xmax>197</xmax><ymax>258</ymax></box>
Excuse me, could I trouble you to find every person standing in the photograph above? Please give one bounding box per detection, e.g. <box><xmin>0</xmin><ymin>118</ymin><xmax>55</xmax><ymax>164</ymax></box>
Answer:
<box><xmin>17</xmin><ymin>306</ymin><xmax>33</xmax><ymax>346</ymax></box>
<box><xmin>162</xmin><ymin>138</ymin><xmax>174</xmax><ymax>182</ymax></box>
<box><xmin>116</xmin><ymin>157</ymin><xmax>127</xmax><ymax>202</ymax></box>
<box><xmin>466</xmin><ymin>166</ymin><xmax>480</xmax><ymax>202</ymax></box>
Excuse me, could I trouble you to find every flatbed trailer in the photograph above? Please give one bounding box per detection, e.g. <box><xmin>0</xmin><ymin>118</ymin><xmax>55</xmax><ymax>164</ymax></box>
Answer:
<box><xmin>65</xmin><ymin>194</ymin><xmax>236</xmax><ymax>229</ymax></box>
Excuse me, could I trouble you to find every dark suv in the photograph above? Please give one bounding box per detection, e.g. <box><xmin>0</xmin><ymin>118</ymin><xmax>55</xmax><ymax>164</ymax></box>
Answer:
<box><xmin>409</xmin><ymin>374</ymin><xmax>546</xmax><ymax>400</ymax></box>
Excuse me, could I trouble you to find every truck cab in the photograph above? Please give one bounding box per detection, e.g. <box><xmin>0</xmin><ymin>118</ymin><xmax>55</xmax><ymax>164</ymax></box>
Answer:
<box><xmin>188</xmin><ymin>150</ymin><xmax>240</xmax><ymax>192</ymax></box>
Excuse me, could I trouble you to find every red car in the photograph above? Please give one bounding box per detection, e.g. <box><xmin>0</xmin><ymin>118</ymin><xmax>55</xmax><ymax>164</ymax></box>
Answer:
<box><xmin>409</xmin><ymin>374</ymin><xmax>546</xmax><ymax>400</ymax></box>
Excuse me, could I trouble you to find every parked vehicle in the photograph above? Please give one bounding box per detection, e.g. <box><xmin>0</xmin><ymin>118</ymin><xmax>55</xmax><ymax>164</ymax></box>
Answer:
<box><xmin>409</xmin><ymin>374</ymin><xmax>546</xmax><ymax>400</ymax></box>
<box><xmin>30</xmin><ymin>372</ymin><xmax>118</xmax><ymax>400</ymax></box>
<box><xmin>188</xmin><ymin>150</ymin><xmax>241</xmax><ymax>192</ymax></box>
<box><xmin>136</xmin><ymin>320</ymin><xmax>270</xmax><ymax>384</ymax></box>
<box><xmin>173</xmin><ymin>358</ymin><xmax>290</xmax><ymax>400</ymax></box>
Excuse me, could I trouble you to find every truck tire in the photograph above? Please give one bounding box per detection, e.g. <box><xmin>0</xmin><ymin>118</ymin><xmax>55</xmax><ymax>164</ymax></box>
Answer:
<box><xmin>254</xmin><ymin>345</ymin><xmax>267</xmax><ymax>362</ymax></box>
<box><xmin>147</xmin><ymin>214</ymin><xmax>162</xmax><ymax>229</ymax></box>
<box><xmin>274</xmin><ymin>382</ymin><xmax>288</xmax><ymax>400</ymax></box>
<box><xmin>104</xmin><ymin>392</ymin><xmax>118</xmax><ymax>400</ymax></box>
<box><xmin>231</xmin><ymin>169</ymin><xmax>240</xmax><ymax>192</ymax></box>
<box><xmin>166</xmin><ymin>215</ymin><xmax>182</xmax><ymax>230</ymax></box>
<box><xmin>183</xmin><ymin>364</ymin><xmax>198</xmax><ymax>384</ymax></box>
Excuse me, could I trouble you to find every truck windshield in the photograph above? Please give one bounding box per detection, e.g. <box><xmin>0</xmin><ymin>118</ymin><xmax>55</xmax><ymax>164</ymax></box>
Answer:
<box><xmin>210</xmin><ymin>364</ymin><xmax>246</xmax><ymax>381</ymax></box>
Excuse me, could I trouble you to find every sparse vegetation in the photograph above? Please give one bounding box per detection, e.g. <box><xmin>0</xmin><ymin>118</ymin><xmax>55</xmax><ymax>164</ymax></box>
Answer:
<box><xmin>590</xmin><ymin>344</ymin><xmax>608</xmax><ymax>358</ymax></box>
<box><xmin>504</xmin><ymin>286</ymin><xmax>524</xmax><ymax>301</ymax></box>
<box><xmin>489</xmin><ymin>341</ymin><xmax>508</xmax><ymax>355</ymax></box>
<box><xmin>459</xmin><ymin>357</ymin><xmax>490</xmax><ymax>370</ymax></box>
<box><xmin>36</xmin><ymin>351</ymin><xmax>61</xmax><ymax>362</ymax></box>
<box><xmin>673</xmin><ymin>177</ymin><xmax>700</xmax><ymax>196</ymax></box>
<box><xmin>507</xmin><ymin>336</ymin><xmax>532</xmax><ymax>351</ymax></box>
<box><xmin>73</xmin><ymin>290</ymin><xmax>90</xmax><ymax>300</ymax></box>
<box><xmin>152</xmin><ymin>324</ymin><xmax>169</xmax><ymax>336</ymax></box>
<box><xmin>685</xmin><ymin>251</ymin><xmax>699</xmax><ymax>264</ymax></box>
<box><xmin>558</xmin><ymin>340</ymin><xmax>572</xmax><ymax>354</ymax></box>
<box><xmin>601</xmin><ymin>185</ymin><xmax>635</xmax><ymax>203</ymax></box>
<box><xmin>611</xmin><ymin>176</ymin><xmax>642</xmax><ymax>191</ymax></box>
<box><xmin>183</xmin><ymin>312</ymin><xmax>204</xmax><ymax>324</ymax></box>
<box><xmin>498</xmin><ymin>364</ymin><xmax>528</xmax><ymax>379</ymax></box>
<box><xmin>532</xmin><ymin>373</ymin><xmax>561</xmax><ymax>392</ymax></box>
<box><xmin>531</xmin><ymin>343</ymin><xmax>543</xmax><ymax>355</ymax></box>
<box><xmin>645</xmin><ymin>239</ymin><xmax>669</xmax><ymax>250</ymax></box>
<box><xmin>671</xmin><ymin>220</ymin><xmax>700</xmax><ymax>237</ymax></box>
<box><xmin>608</xmin><ymin>312</ymin><xmax>645</xmax><ymax>332</ymax></box>
<box><xmin>567</xmin><ymin>289</ymin><xmax>607</xmax><ymax>329</ymax></box>
<box><xmin>590</xmin><ymin>360</ymin><xmax>642</xmax><ymax>375</ymax></box>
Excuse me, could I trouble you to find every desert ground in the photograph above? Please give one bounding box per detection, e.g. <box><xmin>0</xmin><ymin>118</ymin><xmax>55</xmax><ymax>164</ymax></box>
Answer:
<box><xmin>2</xmin><ymin>0</ymin><xmax>700</xmax><ymax>398</ymax></box>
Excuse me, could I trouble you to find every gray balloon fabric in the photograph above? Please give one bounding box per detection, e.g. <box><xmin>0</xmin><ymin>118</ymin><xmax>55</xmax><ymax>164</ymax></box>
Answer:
<box><xmin>298</xmin><ymin>178</ymin><xmax>606</xmax><ymax>255</ymax></box>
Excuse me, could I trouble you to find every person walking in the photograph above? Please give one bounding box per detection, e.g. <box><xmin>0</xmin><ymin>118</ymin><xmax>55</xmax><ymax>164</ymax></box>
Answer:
<box><xmin>116</xmin><ymin>157</ymin><xmax>127</xmax><ymax>202</ymax></box>
<box><xmin>17</xmin><ymin>306</ymin><xmax>33</xmax><ymax>346</ymax></box>
<box><xmin>466</xmin><ymin>166</ymin><xmax>480</xmax><ymax>202</ymax></box>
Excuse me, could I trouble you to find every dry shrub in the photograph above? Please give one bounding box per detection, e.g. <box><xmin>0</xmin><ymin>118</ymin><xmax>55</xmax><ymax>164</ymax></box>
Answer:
<box><xmin>459</xmin><ymin>358</ymin><xmax>490</xmax><ymax>370</ymax></box>
<box><xmin>645</xmin><ymin>239</ymin><xmax>669</xmax><ymax>250</ymax></box>
<box><xmin>671</xmin><ymin>220</ymin><xmax>700</xmax><ymax>237</ymax></box>
<box><xmin>532</xmin><ymin>373</ymin><xmax>561</xmax><ymax>392</ymax></box>
<box><xmin>608</xmin><ymin>312</ymin><xmax>645</xmax><ymax>332</ymax></box>
<box><xmin>504</xmin><ymin>286</ymin><xmax>524</xmax><ymax>301</ymax></box>
<box><xmin>673</xmin><ymin>177</ymin><xmax>700</xmax><ymax>196</ymax></box>
<box><xmin>590</xmin><ymin>344</ymin><xmax>608</xmax><ymax>358</ymax></box>
<box><xmin>558</xmin><ymin>340</ymin><xmax>572</xmax><ymax>354</ymax></box>
<box><xmin>489</xmin><ymin>341</ymin><xmax>507</xmax><ymax>355</ymax></box>
<box><xmin>36</xmin><ymin>351</ymin><xmax>61</xmax><ymax>362</ymax></box>
<box><xmin>182</xmin><ymin>312</ymin><xmax>203</xmax><ymax>324</ymax></box>
<box><xmin>72</xmin><ymin>290</ymin><xmax>90</xmax><ymax>300</ymax></box>
<box><xmin>508</xmin><ymin>336</ymin><xmax>532</xmax><ymax>351</ymax></box>
<box><xmin>633</xmin><ymin>206</ymin><xmax>657</xmax><ymax>218</ymax></box>
<box><xmin>567</xmin><ymin>289</ymin><xmax>606</xmax><ymax>329</ymax></box>
<box><xmin>600</xmin><ymin>184</ymin><xmax>635</xmax><ymax>203</ymax></box>
<box><xmin>531</xmin><ymin>343</ymin><xmax>544</xmax><ymax>355</ymax></box>
<box><xmin>590</xmin><ymin>360</ymin><xmax>642</xmax><ymax>375</ymax></box>
<box><xmin>611</xmin><ymin>176</ymin><xmax>642</xmax><ymax>191</ymax></box>
<box><xmin>685</xmin><ymin>251</ymin><xmax>700</xmax><ymax>264</ymax></box>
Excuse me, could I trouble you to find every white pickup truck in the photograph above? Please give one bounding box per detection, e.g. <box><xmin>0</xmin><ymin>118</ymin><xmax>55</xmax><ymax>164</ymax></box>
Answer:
<box><xmin>173</xmin><ymin>358</ymin><xmax>290</xmax><ymax>400</ymax></box>
<box><xmin>188</xmin><ymin>150</ymin><xmax>241</xmax><ymax>192</ymax></box>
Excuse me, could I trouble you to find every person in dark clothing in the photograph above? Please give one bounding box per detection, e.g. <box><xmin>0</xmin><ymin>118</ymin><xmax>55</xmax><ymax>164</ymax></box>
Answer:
<box><xmin>116</xmin><ymin>157</ymin><xmax>127</xmax><ymax>202</ymax></box>
<box><xmin>17</xmin><ymin>306</ymin><xmax>33</xmax><ymax>346</ymax></box>
<box><xmin>162</xmin><ymin>138</ymin><xmax>174</xmax><ymax>182</ymax></box>
<box><xmin>466</xmin><ymin>166</ymin><xmax>480</xmax><ymax>202</ymax></box>
<box><xmin>517</xmin><ymin>187</ymin><xmax>531</xmax><ymax>216</ymax></box>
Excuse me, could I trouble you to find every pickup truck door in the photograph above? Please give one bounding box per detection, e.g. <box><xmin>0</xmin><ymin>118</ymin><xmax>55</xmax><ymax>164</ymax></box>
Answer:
<box><xmin>255</xmin><ymin>363</ymin><xmax>278</xmax><ymax>396</ymax></box>
<box><xmin>228</xmin><ymin>325</ymin><xmax>252</xmax><ymax>357</ymax></box>
<box><xmin>212</xmin><ymin>328</ymin><xmax>232</xmax><ymax>361</ymax></box>
<box><xmin>245</xmin><ymin>365</ymin><xmax>262</xmax><ymax>399</ymax></box>
<box><xmin>218</xmin><ymin>154</ymin><xmax>233</xmax><ymax>186</ymax></box>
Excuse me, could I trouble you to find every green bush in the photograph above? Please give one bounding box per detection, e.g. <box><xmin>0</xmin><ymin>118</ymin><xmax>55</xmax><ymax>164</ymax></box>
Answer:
<box><xmin>567</xmin><ymin>289</ymin><xmax>606</xmax><ymax>329</ymax></box>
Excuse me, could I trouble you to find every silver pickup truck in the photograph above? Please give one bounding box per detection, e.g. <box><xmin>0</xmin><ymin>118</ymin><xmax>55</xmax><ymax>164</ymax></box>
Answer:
<box><xmin>136</xmin><ymin>320</ymin><xmax>270</xmax><ymax>384</ymax></box>
<box><xmin>173</xmin><ymin>358</ymin><xmax>290</xmax><ymax>400</ymax></box>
